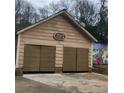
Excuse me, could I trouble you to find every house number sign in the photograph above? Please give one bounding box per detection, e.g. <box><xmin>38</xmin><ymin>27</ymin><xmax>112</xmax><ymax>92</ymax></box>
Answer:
<box><xmin>53</xmin><ymin>33</ymin><xmax>65</xmax><ymax>41</ymax></box>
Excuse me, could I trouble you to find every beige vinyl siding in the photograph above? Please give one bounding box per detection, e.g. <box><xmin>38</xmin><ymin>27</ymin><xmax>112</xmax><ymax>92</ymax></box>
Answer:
<box><xmin>17</xmin><ymin>15</ymin><xmax>92</xmax><ymax>68</ymax></box>
<box><xmin>55</xmin><ymin>45</ymin><xmax>63</xmax><ymax>67</ymax></box>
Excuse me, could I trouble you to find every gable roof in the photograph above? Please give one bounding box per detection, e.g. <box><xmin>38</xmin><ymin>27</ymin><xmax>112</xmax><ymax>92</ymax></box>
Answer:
<box><xmin>17</xmin><ymin>9</ymin><xmax>97</xmax><ymax>42</ymax></box>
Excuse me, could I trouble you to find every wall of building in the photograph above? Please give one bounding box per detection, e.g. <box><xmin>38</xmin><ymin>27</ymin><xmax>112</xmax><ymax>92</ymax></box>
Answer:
<box><xmin>16</xmin><ymin>15</ymin><xmax>92</xmax><ymax>69</ymax></box>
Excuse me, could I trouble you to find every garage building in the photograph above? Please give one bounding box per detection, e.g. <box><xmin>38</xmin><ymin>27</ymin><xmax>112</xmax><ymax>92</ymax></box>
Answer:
<box><xmin>16</xmin><ymin>10</ymin><xmax>97</xmax><ymax>73</ymax></box>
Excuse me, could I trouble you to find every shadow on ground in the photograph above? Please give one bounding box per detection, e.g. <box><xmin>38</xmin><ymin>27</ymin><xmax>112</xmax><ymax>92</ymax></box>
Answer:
<box><xmin>16</xmin><ymin>76</ymin><xmax>80</xmax><ymax>93</ymax></box>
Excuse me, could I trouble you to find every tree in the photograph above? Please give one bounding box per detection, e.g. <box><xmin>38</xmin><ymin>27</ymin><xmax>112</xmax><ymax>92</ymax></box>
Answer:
<box><xmin>39</xmin><ymin>8</ymin><xmax>49</xmax><ymax>19</ymax></box>
<box><xmin>49</xmin><ymin>2</ymin><xmax>60</xmax><ymax>14</ymax></box>
<box><xmin>15</xmin><ymin>0</ymin><xmax>108</xmax><ymax>44</ymax></box>
<box><xmin>59</xmin><ymin>0</ymin><xmax>70</xmax><ymax>10</ymax></box>
<box><xmin>21</xmin><ymin>3</ymin><xmax>31</xmax><ymax>24</ymax></box>
<box><xmin>15</xmin><ymin>0</ymin><xmax>24</xmax><ymax>24</ymax></box>
<box><xmin>32</xmin><ymin>12</ymin><xmax>40</xmax><ymax>23</ymax></box>
<box><xmin>99</xmin><ymin>0</ymin><xmax>108</xmax><ymax>23</ymax></box>
<box><xmin>15</xmin><ymin>0</ymin><xmax>39</xmax><ymax>31</ymax></box>
<box><xmin>94</xmin><ymin>0</ymin><xmax>108</xmax><ymax>43</ymax></box>
<box><xmin>72</xmin><ymin>0</ymin><xmax>108</xmax><ymax>44</ymax></box>
<box><xmin>76</xmin><ymin>0</ymin><xmax>96</xmax><ymax>26</ymax></box>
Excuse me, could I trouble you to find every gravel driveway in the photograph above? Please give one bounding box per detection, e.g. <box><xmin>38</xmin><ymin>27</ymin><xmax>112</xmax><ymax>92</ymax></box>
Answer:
<box><xmin>16</xmin><ymin>73</ymin><xmax>107</xmax><ymax>93</ymax></box>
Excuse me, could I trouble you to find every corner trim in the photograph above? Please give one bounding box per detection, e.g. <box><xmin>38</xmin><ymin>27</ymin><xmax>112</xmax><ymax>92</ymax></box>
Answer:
<box><xmin>16</xmin><ymin>34</ymin><xmax>21</xmax><ymax>68</ymax></box>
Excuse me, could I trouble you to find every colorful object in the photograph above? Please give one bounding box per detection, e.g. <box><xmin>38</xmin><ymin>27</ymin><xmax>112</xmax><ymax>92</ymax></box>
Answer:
<box><xmin>93</xmin><ymin>43</ymin><xmax>108</xmax><ymax>65</ymax></box>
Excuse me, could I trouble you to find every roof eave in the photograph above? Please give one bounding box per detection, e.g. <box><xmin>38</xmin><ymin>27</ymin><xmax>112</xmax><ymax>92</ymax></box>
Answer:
<box><xmin>64</xmin><ymin>12</ymin><xmax>98</xmax><ymax>42</ymax></box>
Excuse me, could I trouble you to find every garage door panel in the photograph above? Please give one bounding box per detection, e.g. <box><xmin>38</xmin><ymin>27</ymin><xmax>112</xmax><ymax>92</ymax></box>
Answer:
<box><xmin>24</xmin><ymin>61</ymin><xmax>40</xmax><ymax>65</ymax></box>
<box><xmin>77</xmin><ymin>64</ymin><xmax>88</xmax><ymax>67</ymax></box>
<box><xmin>40</xmin><ymin>46</ymin><xmax>55</xmax><ymax>72</ymax></box>
<box><xmin>77</xmin><ymin>48</ymin><xmax>89</xmax><ymax>71</ymax></box>
<box><xmin>24</xmin><ymin>65</ymin><xmax>39</xmax><ymax>68</ymax></box>
<box><xmin>77</xmin><ymin>67</ymin><xmax>89</xmax><ymax>71</ymax></box>
<box><xmin>63</xmin><ymin>47</ymin><xmax>76</xmax><ymax>72</ymax></box>
<box><xmin>24</xmin><ymin>52</ymin><xmax>40</xmax><ymax>56</ymax></box>
<box><xmin>24</xmin><ymin>58</ymin><xmax>40</xmax><ymax>61</ymax></box>
<box><xmin>40</xmin><ymin>63</ymin><xmax>55</xmax><ymax>66</ymax></box>
<box><xmin>40</xmin><ymin>68</ymin><xmax>55</xmax><ymax>71</ymax></box>
<box><xmin>24</xmin><ymin>54</ymin><xmax>40</xmax><ymax>57</ymax></box>
<box><xmin>77</xmin><ymin>57</ymin><xmax>88</xmax><ymax>60</ymax></box>
<box><xmin>77</xmin><ymin>59</ymin><xmax>88</xmax><ymax>62</ymax></box>
<box><xmin>23</xmin><ymin>45</ymin><xmax>40</xmax><ymax>72</ymax></box>
<box><xmin>63</xmin><ymin>67</ymin><xmax>76</xmax><ymax>71</ymax></box>
<box><xmin>77</xmin><ymin>52</ymin><xmax>88</xmax><ymax>55</ymax></box>
<box><xmin>24</xmin><ymin>46</ymin><xmax>40</xmax><ymax>57</ymax></box>
<box><xmin>77</xmin><ymin>66</ymin><xmax>88</xmax><ymax>68</ymax></box>
<box><xmin>24</xmin><ymin>50</ymin><xmax>40</xmax><ymax>53</ymax></box>
<box><xmin>24</xmin><ymin>46</ymin><xmax>40</xmax><ymax>53</ymax></box>
<box><xmin>41</xmin><ymin>59</ymin><xmax>55</xmax><ymax>62</ymax></box>
<box><xmin>42</xmin><ymin>56</ymin><xmax>55</xmax><ymax>59</ymax></box>
<box><xmin>24</xmin><ymin>45</ymin><xmax>55</xmax><ymax>72</ymax></box>
<box><xmin>24</xmin><ymin>59</ymin><xmax>40</xmax><ymax>64</ymax></box>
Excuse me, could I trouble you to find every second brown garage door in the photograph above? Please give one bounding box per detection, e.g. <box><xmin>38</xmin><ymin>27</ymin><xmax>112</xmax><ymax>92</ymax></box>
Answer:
<box><xmin>23</xmin><ymin>45</ymin><xmax>55</xmax><ymax>72</ymax></box>
<box><xmin>63</xmin><ymin>47</ymin><xmax>77</xmax><ymax>71</ymax></box>
<box><xmin>77</xmin><ymin>48</ymin><xmax>89</xmax><ymax>71</ymax></box>
<box><xmin>63</xmin><ymin>47</ymin><xmax>89</xmax><ymax>72</ymax></box>
<box><xmin>40</xmin><ymin>46</ymin><xmax>56</xmax><ymax>72</ymax></box>
<box><xmin>23</xmin><ymin>45</ymin><xmax>40</xmax><ymax>71</ymax></box>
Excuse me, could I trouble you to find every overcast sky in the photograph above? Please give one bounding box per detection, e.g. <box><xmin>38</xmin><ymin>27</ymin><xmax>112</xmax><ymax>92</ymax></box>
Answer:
<box><xmin>27</xmin><ymin>0</ymin><xmax>60</xmax><ymax>8</ymax></box>
<box><xmin>27</xmin><ymin>0</ymin><xmax>99</xmax><ymax>8</ymax></box>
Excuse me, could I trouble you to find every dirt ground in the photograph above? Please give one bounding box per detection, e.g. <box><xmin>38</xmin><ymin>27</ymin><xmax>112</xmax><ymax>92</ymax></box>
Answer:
<box><xmin>16</xmin><ymin>73</ymin><xmax>108</xmax><ymax>93</ymax></box>
<box><xmin>16</xmin><ymin>77</ymin><xmax>72</xmax><ymax>93</ymax></box>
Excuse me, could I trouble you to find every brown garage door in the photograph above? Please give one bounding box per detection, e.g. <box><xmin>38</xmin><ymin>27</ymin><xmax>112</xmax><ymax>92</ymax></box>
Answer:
<box><xmin>40</xmin><ymin>46</ymin><xmax>56</xmax><ymax>72</ymax></box>
<box><xmin>63</xmin><ymin>47</ymin><xmax>89</xmax><ymax>72</ymax></box>
<box><xmin>23</xmin><ymin>45</ymin><xmax>55</xmax><ymax>72</ymax></box>
<box><xmin>77</xmin><ymin>48</ymin><xmax>89</xmax><ymax>71</ymax></box>
<box><xmin>63</xmin><ymin>47</ymin><xmax>77</xmax><ymax>72</ymax></box>
<box><xmin>23</xmin><ymin>45</ymin><xmax>40</xmax><ymax>71</ymax></box>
